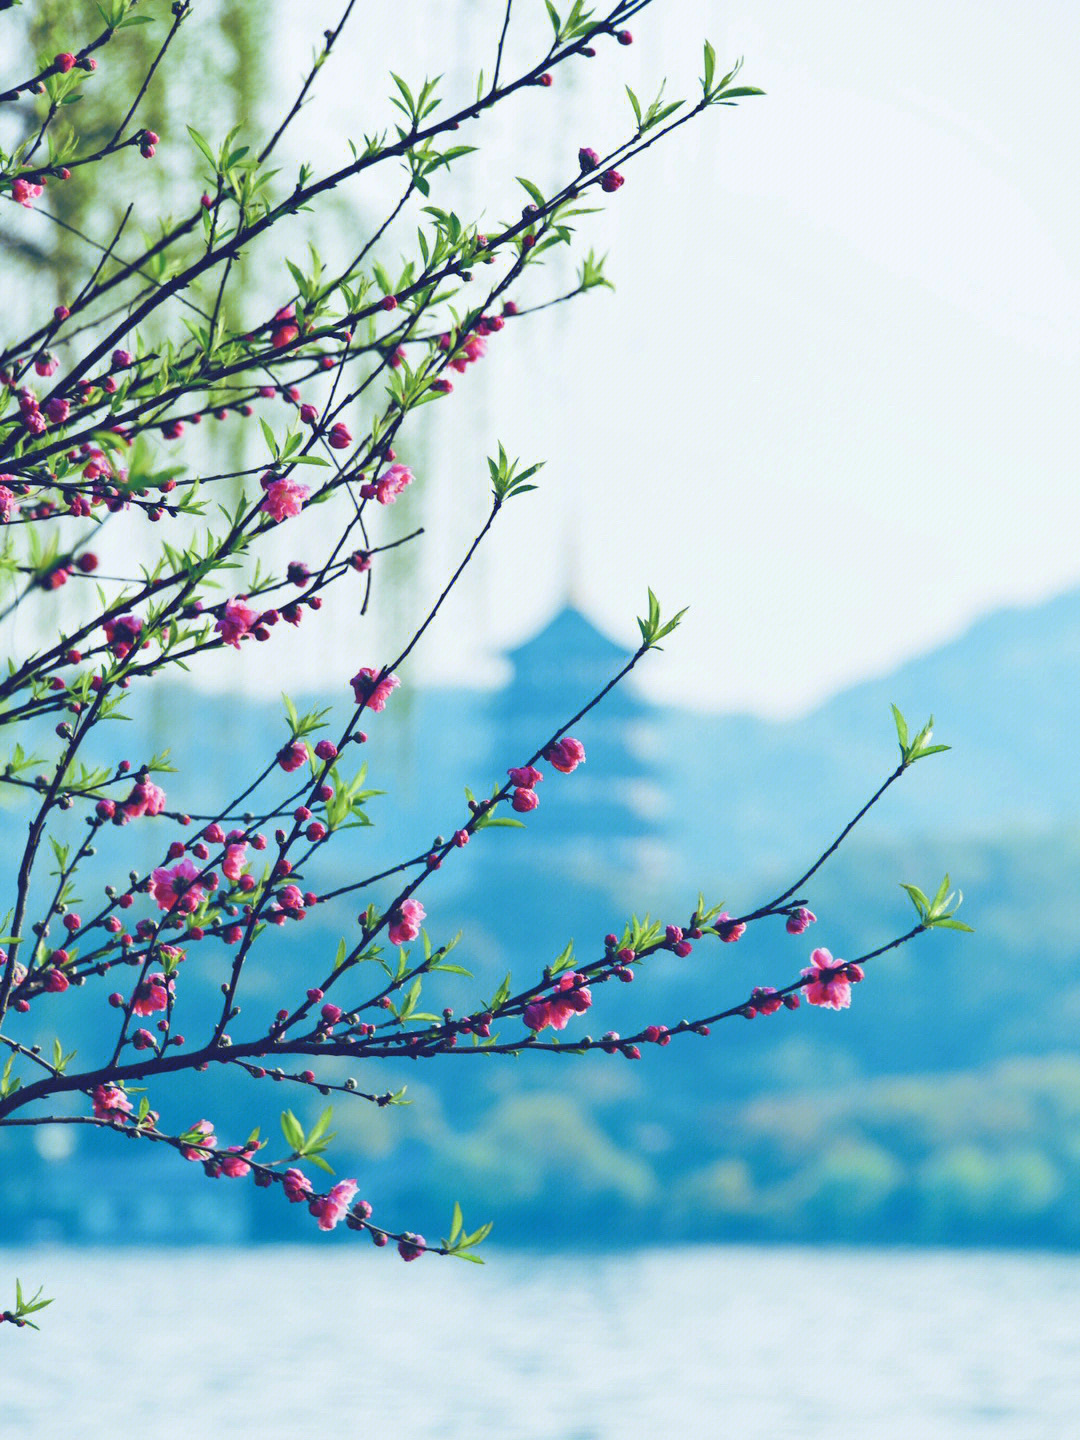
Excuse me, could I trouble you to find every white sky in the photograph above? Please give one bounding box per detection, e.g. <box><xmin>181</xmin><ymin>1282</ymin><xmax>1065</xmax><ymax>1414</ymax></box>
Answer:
<box><xmin>53</xmin><ymin>1</ymin><xmax>1080</xmax><ymax>718</ymax></box>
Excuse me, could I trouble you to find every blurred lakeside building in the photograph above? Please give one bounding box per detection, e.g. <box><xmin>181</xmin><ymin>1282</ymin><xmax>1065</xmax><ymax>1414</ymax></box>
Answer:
<box><xmin>4</xmin><ymin>596</ymin><xmax>1080</xmax><ymax>1248</ymax></box>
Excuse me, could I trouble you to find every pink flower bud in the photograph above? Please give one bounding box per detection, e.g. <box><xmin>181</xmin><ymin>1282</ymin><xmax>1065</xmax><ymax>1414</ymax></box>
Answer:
<box><xmin>786</xmin><ymin>907</ymin><xmax>816</xmax><ymax>935</ymax></box>
<box><xmin>508</xmin><ymin>765</ymin><xmax>543</xmax><ymax>788</ymax></box>
<box><xmin>328</xmin><ymin>422</ymin><xmax>352</xmax><ymax>449</ymax></box>
<box><xmin>600</xmin><ymin>170</ymin><xmax>625</xmax><ymax>193</ymax></box>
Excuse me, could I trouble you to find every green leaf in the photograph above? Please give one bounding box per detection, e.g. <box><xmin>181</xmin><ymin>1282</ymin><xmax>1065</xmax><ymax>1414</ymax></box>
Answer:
<box><xmin>703</xmin><ymin>40</ymin><xmax>716</xmax><ymax>94</ymax></box>
<box><xmin>186</xmin><ymin>126</ymin><xmax>218</xmax><ymax>169</ymax></box>
<box><xmin>516</xmin><ymin>176</ymin><xmax>545</xmax><ymax>209</ymax></box>
<box><xmin>307</xmin><ymin>1106</ymin><xmax>334</xmax><ymax>1144</ymax></box>
<box><xmin>280</xmin><ymin>1109</ymin><xmax>305</xmax><ymax>1152</ymax></box>
<box><xmin>713</xmin><ymin>85</ymin><xmax>766</xmax><ymax>101</ymax></box>
<box><xmin>891</xmin><ymin>704</ymin><xmax>909</xmax><ymax>751</ymax></box>
<box><xmin>931</xmin><ymin>873</ymin><xmax>952</xmax><ymax>912</ymax></box>
<box><xmin>900</xmin><ymin>883</ymin><xmax>929</xmax><ymax>916</ymax></box>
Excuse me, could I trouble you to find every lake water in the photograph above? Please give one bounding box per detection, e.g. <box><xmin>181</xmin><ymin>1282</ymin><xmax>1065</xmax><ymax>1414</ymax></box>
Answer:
<box><xmin>2</xmin><ymin>1245</ymin><xmax>1079</xmax><ymax>1438</ymax></box>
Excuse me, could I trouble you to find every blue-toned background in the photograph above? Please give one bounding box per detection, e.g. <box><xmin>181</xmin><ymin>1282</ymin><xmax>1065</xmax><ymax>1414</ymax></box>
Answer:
<box><xmin>2</xmin><ymin>1</ymin><xmax>1078</xmax><ymax>1434</ymax></box>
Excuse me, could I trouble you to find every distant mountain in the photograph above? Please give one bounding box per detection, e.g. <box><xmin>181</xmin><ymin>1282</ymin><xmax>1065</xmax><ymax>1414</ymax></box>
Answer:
<box><xmin>665</xmin><ymin>586</ymin><xmax>1080</xmax><ymax>885</ymax></box>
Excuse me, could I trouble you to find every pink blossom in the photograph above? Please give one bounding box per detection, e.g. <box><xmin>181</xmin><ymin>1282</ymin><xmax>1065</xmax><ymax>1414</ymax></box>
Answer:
<box><xmin>371</xmin><ymin>463</ymin><xmax>413</xmax><ymax>505</ymax></box>
<box><xmin>750</xmin><ymin>986</ymin><xmax>784</xmax><ymax>1016</ymax></box>
<box><xmin>526</xmin><ymin>978</ymin><xmax>591</xmax><ymax>1032</ymax></box>
<box><xmin>716</xmin><ymin>913</ymin><xmax>746</xmax><ymax>943</ymax></box>
<box><xmin>261</xmin><ymin>477</ymin><xmax>310</xmax><ymax>522</ymax></box>
<box><xmin>524</xmin><ymin>999</ymin><xmax>551</xmax><ymax>1031</ymax></box>
<box><xmin>220</xmin><ymin>1146</ymin><xmax>253</xmax><ymax>1179</ymax></box>
<box><xmin>215</xmin><ymin>596</ymin><xmax>259</xmax><ymax>648</ymax></box>
<box><xmin>543</xmin><ymin>737</ymin><xmax>585</xmax><ymax>773</ymax></box>
<box><xmin>121</xmin><ymin>778</ymin><xmax>166</xmax><ymax>819</ymax></box>
<box><xmin>786</xmin><ymin>907</ymin><xmax>817</xmax><ymax>935</ymax></box>
<box><xmin>512</xmin><ymin>787</ymin><xmax>539</xmax><ymax>812</ymax></box>
<box><xmin>131</xmin><ymin>972</ymin><xmax>174</xmax><ymax>1016</ymax></box>
<box><xmin>801</xmin><ymin>947</ymin><xmax>852</xmax><ymax>1010</ymax></box>
<box><xmin>546</xmin><ymin>984</ymin><xmax>592</xmax><ymax>1030</ymax></box>
<box><xmin>150</xmin><ymin>859</ymin><xmax>206</xmax><ymax>914</ymax></box>
<box><xmin>277</xmin><ymin>739</ymin><xmax>307</xmax><ymax>772</ymax></box>
<box><xmin>328</xmin><ymin>422</ymin><xmax>352</xmax><ymax>450</ymax></box>
<box><xmin>508</xmin><ymin>765</ymin><xmax>542</xmax><ymax>788</ymax></box>
<box><xmin>309</xmin><ymin>1178</ymin><xmax>358</xmax><ymax>1231</ymax></box>
<box><xmin>0</xmin><ymin>486</ymin><xmax>14</xmax><ymax>523</ymax></box>
<box><xmin>388</xmin><ymin>898</ymin><xmax>425</xmax><ymax>945</ymax></box>
<box><xmin>181</xmin><ymin>1119</ymin><xmax>217</xmax><ymax>1161</ymax></box>
<box><xmin>222</xmin><ymin>843</ymin><xmax>248</xmax><ymax>881</ymax></box>
<box><xmin>11</xmin><ymin>177</ymin><xmax>43</xmax><ymax>207</ymax></box>
<box><xmin>91</xmin><ymin>1084</ymin><xmax>133</xmax><ymax>1123</ymax></box>
<box><xmin>282</xmin><ymin>1168</ymin><xmax>312</xmax><ymax>1203</ymax></box>
<box><xmin>278</xmin><ymin>884</ymin><xmax>305</xmax><ymax>914</ymax></box>
<box><xmin>103</xmin><ymin>613</ymin><xmax>142</xmax><ymax>657</ymax></box>
<box><xmin>350</xmin><ymin>667</ymin><xmax>399</xmax><ymax>711</ymax></box>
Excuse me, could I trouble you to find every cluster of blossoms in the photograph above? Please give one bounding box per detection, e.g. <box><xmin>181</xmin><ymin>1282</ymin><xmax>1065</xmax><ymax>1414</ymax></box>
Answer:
<box><xmin>90</xmin><ymin>1084</ymin><xmax>133</xmax><ymax>1124</ymax></box>
<box><xmin>103</xmin><ymin>613</ymin><xmax>143</xmax><ymax>658</ymax></box>
<box><xmin>309</xmin><ymin>1178</ymin><xmax>359</xmax><ymax>1231</ymax></box>
<box><xmin>507</xmin><ymin>736</ymin><xmax>585</xmax><ymax>812</ymax></box>
<box><xmin>359</xmin><ymin>463</ymin><xmax>413</xmax><ymax>506</ymax></box>
<box><xmin>388</xmin><ymin>899</ymin><xmax>426</xmax><ymax>946</ymax></box>
<box><xmin>117</xmin><ymin>777</ymin><xmax>166</xmax><ymax>822</ymax></box>
<box><xmin>524</xmin><ymin>973</ymin><xmax>593</xmax><ymax>1033</ymax></box>
<box><xmin>436</xmin><ymin>310</ymin><xmax>504</xmax><ymax>378</ymax></box>
<box><xmin>215</xmin><ymin>596</ymin><xmax>261</xmax><ymax>649</ymax></box>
